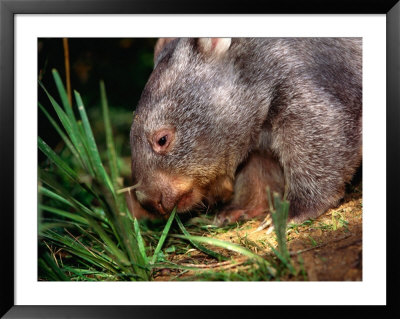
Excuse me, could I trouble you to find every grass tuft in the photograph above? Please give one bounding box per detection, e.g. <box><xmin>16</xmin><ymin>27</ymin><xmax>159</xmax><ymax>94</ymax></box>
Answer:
<box><xmin>267</xmin><ymin>188</ymin><xmax>296</xmax><ymax>275</ymax></box>
<box><xmin>39</xmin><ymin>70</ymin><xmax>149</xmax><ymax>280</ymax></box>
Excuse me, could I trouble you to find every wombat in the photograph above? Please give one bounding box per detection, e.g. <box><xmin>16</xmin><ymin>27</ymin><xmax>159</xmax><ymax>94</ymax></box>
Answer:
<box><xmin>129</xmin><ymin>38</ymin><xmax>362</xmax><ymax>225</ymax></box>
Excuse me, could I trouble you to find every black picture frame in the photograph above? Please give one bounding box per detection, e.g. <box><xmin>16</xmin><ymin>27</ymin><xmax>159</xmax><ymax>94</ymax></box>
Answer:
<box><xmin>1</xmin><ymin>0</ymin><xmax>399</xmax><ymax>318</ymax></box>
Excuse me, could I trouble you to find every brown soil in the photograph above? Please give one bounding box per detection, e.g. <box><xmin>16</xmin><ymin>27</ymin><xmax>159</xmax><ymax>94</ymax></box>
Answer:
<box><xmin>154</xmin><ymin>187</ymin><xmax>362</xmax><ymax>281</ymax></box>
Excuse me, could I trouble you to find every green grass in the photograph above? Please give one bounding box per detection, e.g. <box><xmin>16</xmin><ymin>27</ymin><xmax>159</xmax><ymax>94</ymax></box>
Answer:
<box><xmin>38</xmin><ymin>70</ymin><xmax>298</xmax><ymax>281</ymax></box>
<box><xmin>39</xmin><ymin>70</ymin><xmax>148</xmax><ymax>280</ymax></box>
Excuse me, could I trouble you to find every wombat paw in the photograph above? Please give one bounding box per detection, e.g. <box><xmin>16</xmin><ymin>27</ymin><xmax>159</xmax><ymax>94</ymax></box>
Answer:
<box><xmin>214</xmin><ymin>207</ymin><xmax>267</xmax><ymax>226</ymax></box>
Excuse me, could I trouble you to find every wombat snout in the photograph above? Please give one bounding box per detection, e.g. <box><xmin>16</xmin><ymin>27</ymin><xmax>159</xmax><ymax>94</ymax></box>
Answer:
<box><xmin>133</xmin><ymin>173</ymin><xmax>202</xmax><ymax>216</ymax></box>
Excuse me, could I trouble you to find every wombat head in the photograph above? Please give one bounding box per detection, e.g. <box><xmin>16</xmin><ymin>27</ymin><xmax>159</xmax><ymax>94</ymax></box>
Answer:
<box><xmin>130</xmin><ymin>38</ymin><xmax>250</xmax><ymax>216</ymax></box>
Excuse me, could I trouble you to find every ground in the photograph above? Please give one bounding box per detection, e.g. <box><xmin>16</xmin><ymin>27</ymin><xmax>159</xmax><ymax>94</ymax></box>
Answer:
<box><xmin>153</xmin><ymin>186</ymin><xmax>362</xmax><ymax>281</ymax></box>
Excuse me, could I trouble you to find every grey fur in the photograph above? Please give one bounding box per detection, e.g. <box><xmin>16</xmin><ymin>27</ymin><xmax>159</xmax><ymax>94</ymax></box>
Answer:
<box><xmin>130</xmin><ymin>38</ymin><xmax>362</xmax><ymax>223</ymax></box>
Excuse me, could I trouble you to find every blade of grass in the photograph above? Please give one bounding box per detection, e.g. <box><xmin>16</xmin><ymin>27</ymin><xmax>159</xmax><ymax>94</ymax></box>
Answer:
<box><xmin>39</xmin><ymin>204</ymin><xmax>89</xmax><ymax>225</ymax></box>
<box><xmin>38</xmin><ymin>137</ymin><xmax>79</xmax><ymax>180</ymax></box>
<box><xmin>133</xmin><ymin>218</ymin><xmax>148</xmax><ymax>264</ymax></box>
<box><xmin>40</xmin><ymin>158</ymin><xmax>147</xmax><ymax>279</ymax></box>
<box><xmin>39</xmin><ymin>222</ymin><xmax>78</xmax><ymax>233</ymax></box>
<box><xmin>61</xmin><ymin>266</ymin><xmax>119</xmax><ymax>281</ymax></box>
<box><xmin>103</xmin><ymin>197</ymin><xmax>149</xmax><ymax>280</ymax></box>
<box><xmin>74</xmin><ymin>221</ymin><xmax>149</xmax><ymax>280</ymax></box>
<box><xmin>38</xmin><ymin>155</ymin><xmax>96</xmax><ymax>207</ymax></box>
<box><xmin>84</xmin><ymin>216</ymin><xmax>136</xmax><ymax>271</ymax></box>
<box><xmin>38</xmin><ymin>102</ymin><xmax>80</xmax><ymax>161</ymax></box>
<box><xmin>41</xmin><ymin>189</ymin><xmax>132</xmax><ymax>272</ymax></box>
<box><xmin>39</xmin><ymin>185</ymin><xmax>72</xmax><ymax>207</ymax></box>
<box><xmin>174</xmin><ymin>213</ymin><xmax>227</xmax><ymax>261</ymax></box>
<box><xmin>122</xmin><ymin>219</ymin><xmax>150</xmax><ymax>279</ymax></box>
<box><xmin>38</xmin><ymin>251</ymin><xmax>70</xmax><ymax>281</ymax></box>
<box><xmin>175</xmin><ymin>234</ymin><xmax>276</xmax><ymax>277</ymax></box>
<box><xmin>74</xmin><ymin>90</ymin><xmax>114</xmax><ymax>194</ymax></box>
<box><xmin>61</xmin><ymin>247</ymin><xmax>123</xmax><ymax>276</ymax></box>
<box><xmin>41</xmin><ymin>230</ymin><xmax>119</xmax><ymax>274</ymax></box>
<box><xmin>100</xmin><ymin>80</ymin><xmax>120</xmax><ymax>189</ymax></box>
<box><xmin>42</xmin><ymin>168</ymin><xmax>137</xmax><ymax>259</ymax></box>
<box><xmin>266</xmin><ymin>242</ymin><xmax>296</xmax><ymax>275</ymax></box>
<box><xmin>39</xmin><ymin>174</ymin><xmax>105</xmax><ymax>222</ymax></box>
<box><xmin>42</xmin><ymin>228</ymin><xmax>133</xmax><ymax>276</ymax></box>
<box><xmin>269</xmin><ymin>191</ymin><xmax>291</xmax><ymax>262</ymax></box>
<box><xmin>151</xmin><ymin>207</ymin><xmax>176</xmax><ymax>265</ymax></box>
<box><xmin>39</xmin><ymin>170</ymin><xmax>123</xmax><ymax>245</ymax></box>
<box><xmin>52</xmin><ymin>69</ymin><xmax>74</xmax><ymax>117</ymax></box>
<box><xmin>39</xmin><ymin>81</ymin><xmax>94</xmax><ymax>176</ymax></box>
<box><xmin>76</xmin><ymin>120</ymin><xmax>96</xmax><ymax>174</ymax></box>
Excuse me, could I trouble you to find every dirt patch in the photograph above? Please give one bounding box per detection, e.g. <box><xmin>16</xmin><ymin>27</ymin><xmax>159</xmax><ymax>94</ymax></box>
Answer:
<box><xmin>287</xmin><ymin>195</ymin><xmax>362</xmax><ymax>281</ymax></box>
<box><xmin>153</xmin><ymin>188</ymin><xmax>362</xmax><ymax>281</ymax></box>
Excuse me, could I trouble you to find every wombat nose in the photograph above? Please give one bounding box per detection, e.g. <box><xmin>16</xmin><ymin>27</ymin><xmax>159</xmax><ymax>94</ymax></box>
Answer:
<box><xmin>158</xmin><ymin>193</ymin><xmax>176</xmax><ymax>215</ymax></box>
<box><xmin>135</xmin><ymin>189</ymin><xmax>173</xmax><ymax>216</ymax></box>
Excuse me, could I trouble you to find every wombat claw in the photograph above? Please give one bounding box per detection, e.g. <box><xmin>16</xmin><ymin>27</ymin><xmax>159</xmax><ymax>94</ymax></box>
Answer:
<box><xmin>215</xmin><ymin>207</ymin><xmax>267</xmax><ymax>226</ymax></box>
<box><xmin>214</xmin><ymin>209</ymin><xmax>246</xmax><ymax>226</ymax></box>
<box><xmin>255</xmin><ymin>215</ymin><xmax>275</xmax><ymax>234</ymax></box>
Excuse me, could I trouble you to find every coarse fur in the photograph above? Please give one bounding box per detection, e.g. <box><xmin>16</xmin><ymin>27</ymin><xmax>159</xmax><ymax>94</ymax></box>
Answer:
<box><xmin>129</xmin><ymin>38</ymin><xmax>362</xmax><ymax>224</ymax></box>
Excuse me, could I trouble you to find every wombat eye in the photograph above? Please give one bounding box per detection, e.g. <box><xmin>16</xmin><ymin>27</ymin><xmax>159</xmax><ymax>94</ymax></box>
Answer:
<box><xmin>158</xmin><ymin>135</ymin><xmax>167</xmax><ymax>146</ymax></box>
<box><xmin>151</xmin><ymin>127</ymin><xmax>175</xmax><ymax>155</ymax></box>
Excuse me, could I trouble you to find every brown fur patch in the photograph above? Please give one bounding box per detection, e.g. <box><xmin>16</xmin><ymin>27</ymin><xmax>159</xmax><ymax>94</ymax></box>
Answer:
<box><xmin>216</xmin><ymin>151</ymin><xmax>285</xmax><ymax>224</ymax></box>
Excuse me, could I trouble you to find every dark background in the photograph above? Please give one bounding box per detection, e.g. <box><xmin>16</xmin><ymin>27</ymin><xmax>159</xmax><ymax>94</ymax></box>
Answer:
<box><xmin>38</xmin><ymin>38</ymin><xmax>157</xmax><ymax>161</ymax></box>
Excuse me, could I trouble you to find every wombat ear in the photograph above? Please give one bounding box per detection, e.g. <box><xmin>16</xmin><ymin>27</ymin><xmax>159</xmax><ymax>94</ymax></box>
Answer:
<box><xmin>154</xmin><ymin>38</ymin><xmax>176</xmax><ymax>65</ymax></box>
<box><xmin>197</xmin><ymin>38</ymin><xmax>232</xmax><ymax>57</ymax></box>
